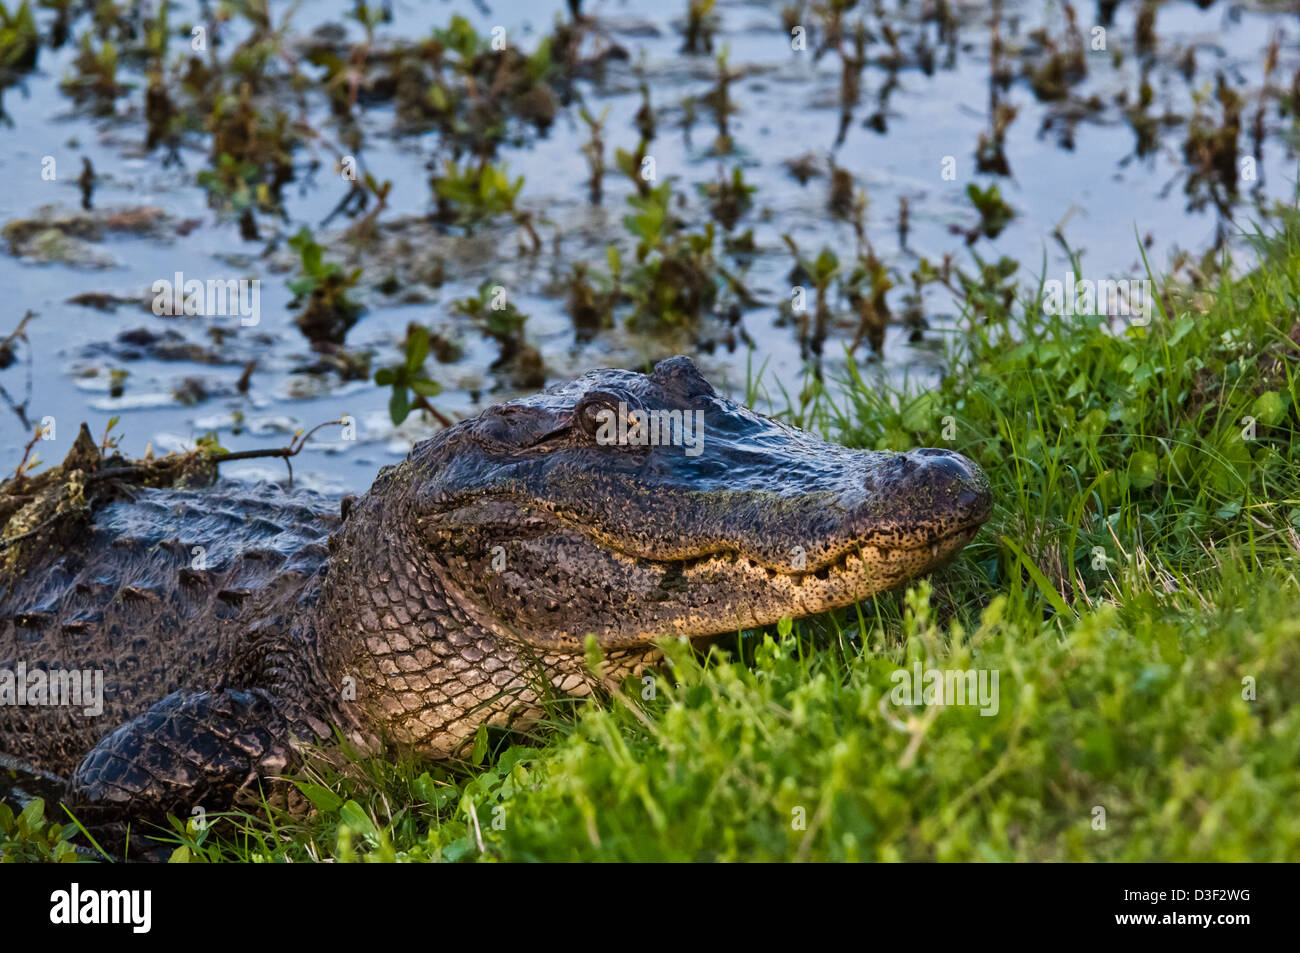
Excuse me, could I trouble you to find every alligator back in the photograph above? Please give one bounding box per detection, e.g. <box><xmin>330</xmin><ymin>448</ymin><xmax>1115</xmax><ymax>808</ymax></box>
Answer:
<box><xmin>0</xmin><ymin>483</ymin><xmax>339</xmax><ymax>778</ymax></box>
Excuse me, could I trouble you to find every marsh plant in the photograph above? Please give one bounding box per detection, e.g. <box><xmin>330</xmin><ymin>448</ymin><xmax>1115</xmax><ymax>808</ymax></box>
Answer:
<box><xmin>375</xmin><ymin>324</ymin><xmax>444</xmax><ymax>426</ymax></box>
<box><xmin>622</xmin><ymin>182</ymin><xmax>720</xmax><ymax>327</ymax></box>
<box><xmin>197</xmin><ymin>82</ymin><xmax>300</xmax><ymax>228</ymax></box>
<box><xmin>430</xmin><ymin>159</ymin><xmax>540</xmax><ymax>251</ymax></box>
<box><xmin>60</xmin><ymin>30</ymin><xmax>125</xmax><ymax>115</ymax></box>
<box><xmin>681</xmin><ymin>0</ymin><xmax>719</xmax><ymax>55</ymax></box>
<box><xmin>0</xmin><ymin>0</ymin><xmax>38</xmax><ymax>78</ymax></box>
<box><xmin>965</xmin><ymin>183</ymin><xmax>1015</xmax><ymax>242</ymax></box>
<box><xmin>699</xmin><ymin>166</ymin><xmax>756</xmax><ymax>232</ymax></box>
<box><xmin>287</xmin><ymin>227</ymin><xmax>364</xmax><ymax>346</ymax></box>
<box><xmin>579</xmin><ymin>106</ymin><xmax>608</xmax><ymax>205</ymax></box>
<box><xmin>451</xmin><ymin>282</ymin><xmax>545</xmax><ymax>388</ymax></box>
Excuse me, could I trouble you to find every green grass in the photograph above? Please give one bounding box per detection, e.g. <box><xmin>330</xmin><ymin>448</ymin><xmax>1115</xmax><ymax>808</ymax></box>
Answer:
<box><xmin>9</xmin><ymin>216</ymin><xmax>1300</xmax><ymax>863</ymax></box>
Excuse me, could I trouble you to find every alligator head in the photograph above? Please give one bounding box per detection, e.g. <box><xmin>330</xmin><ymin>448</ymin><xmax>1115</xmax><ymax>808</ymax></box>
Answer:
<box><xmin>329</xmin><ymin>357</ymin><xmax>991</xmax><ymax>676</ymax></box>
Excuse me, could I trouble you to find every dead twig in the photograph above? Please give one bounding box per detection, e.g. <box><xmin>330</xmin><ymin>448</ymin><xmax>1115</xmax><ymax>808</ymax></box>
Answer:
<box><xmin>10</xmin><ymin>423</ymin><xmax>47</xmax><ymax>483</ymax></box>
<box><xmin>206</xmin><ymin>418</ymin><xmax>344</xmax><ymax>488</ymax></box>
<box><xmin>86</xmin><ymin>418</ymin><xmax>345</xmax><ymax>491</ymax></box>
<box><xmin>0</xmin><ymin>311</ymin><xmax>37</xmax><ymax>429</ymax></box>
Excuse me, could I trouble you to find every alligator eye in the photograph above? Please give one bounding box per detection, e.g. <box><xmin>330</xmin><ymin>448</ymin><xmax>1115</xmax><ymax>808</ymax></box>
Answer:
<box><xmin>574</xmin><ymin>390</ymin><xmax>626</xmax><ymax>441</ymax></box>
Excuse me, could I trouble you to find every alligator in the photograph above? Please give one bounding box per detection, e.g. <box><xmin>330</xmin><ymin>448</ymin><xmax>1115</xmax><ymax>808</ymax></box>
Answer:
<box><xmin>0</xmin><ymin>357</ymin><xmax>990</xmax><ymax>845</ymax></box>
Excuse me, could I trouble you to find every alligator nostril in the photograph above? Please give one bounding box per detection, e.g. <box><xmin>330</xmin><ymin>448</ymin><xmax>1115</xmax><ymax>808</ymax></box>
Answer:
<box><xmin>912</xmin><ymin>449</ymin><xmax>968</xmax><ymax>481</ymax></box>
<box><xmin>899</xmin><ymin>450</ymin><xmax>991</xmax><ymax>522</ymax></box>
<box><xmin>893</xmin><ymin>453</ymin><xmax>919</xmax><ymax>474</ymax></box>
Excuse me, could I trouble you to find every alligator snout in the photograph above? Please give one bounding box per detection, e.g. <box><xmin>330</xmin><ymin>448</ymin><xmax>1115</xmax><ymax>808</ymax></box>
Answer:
<box><xmin>899</xmin><ymin>447</ymin><xmax>987</xmax><ymax>517</ymax></box>
<box><xmin>863</xmin><ymin>447</ymin><xmax>991</xmax><ymax>536</ymax></box>
<box><xmin>895</xmin><ymin>448</ymin><xmax>992</xmax><ymax>527</ymax></box>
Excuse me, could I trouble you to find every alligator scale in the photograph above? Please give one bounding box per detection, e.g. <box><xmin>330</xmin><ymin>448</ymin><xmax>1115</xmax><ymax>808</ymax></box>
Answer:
<box><xmin>0</xmin><ymin>357</ymin><xmax>990</xmax><ymax>842</ymax></box>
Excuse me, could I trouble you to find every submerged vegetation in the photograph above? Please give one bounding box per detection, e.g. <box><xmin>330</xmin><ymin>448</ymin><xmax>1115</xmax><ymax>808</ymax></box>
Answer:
<box><xmin>2</xmin><ymin>0</ymin><xmax>1290</xmax><ymax>417</ymax></box>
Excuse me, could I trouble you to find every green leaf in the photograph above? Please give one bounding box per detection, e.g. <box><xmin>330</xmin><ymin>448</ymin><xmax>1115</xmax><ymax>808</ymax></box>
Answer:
<box><xmin>409</xmin><ymin>377</ymin><xmax>442</xmax><ymax>398</ymax></box>
<box><xmin>441</xmin><ymin>837</ymin><xmax>472</xmax><ymax>862</ymax></box>
<box><xmin>1208</xmin><ymin>432</ymin><xmax>1251</xmax><ymax>495</ymax></box>
<box><xmin>813</xmin><ymin>248</ymin><xmax>838</xmax><ymax>282</ymax></box>
<box><xmin>18</xmin><ymin>799</ymin><xmax>45</xmax><ymax>830</ymax></box>
<box><xmin>413</xmin><ymin>772</ymin><xmax>458</xmax><ymax>811</ymax></box>
<box><xmin>406</xmin><ymin>325</ymin><xmax>430</xmax><ymax>372</ymax></box>
<box><xmin>389</xmin><ymin>386</ymin><xmax>410</xmax><ymax>424</ymax></box>
<box><xmin>900</xmin><ymin>392</ymin><xmax>938</xmax><ymax>433</ymax></box>
<box><xmin>1001</xmin><ymin>536</ymin><xmax>1074</xmax><ymax>619</ymax></box>
<box><xmin>297</xmin><ymin>783</ymin><xmax>343</xmax><ymax>814</ymax></box>
<box><xmin>1127</xmin><ymin>450</ymin><xmax>1158</xmax><ymax>489</ymax></box>
<box><xmin>1215</xmin><ymin>500</ymin><xmax>1241</xmax><ymax>519</ymax></box>
<box><xmin>302</xmin><ymin>240</ymin><xmax>323</xmax><ymax>276</ymax></box>
<box><xmin>1167</xmin><ymin>314</ymin><xmax>1195</xmax><ymax>346</ymax></box>
<box><xmin>1252</xmin><ymin>390</ymin><xmax>1286</xmax><ymax>427</ymax></box>
<box><xmin>470</xmin><ymin>724</ymin><xmax>489</xmax><ymax>766</ymax></box>
<box><xmin>339</xmin><ymin>800</ymin><xmax>378</xmax><ymax>839</ymax></box>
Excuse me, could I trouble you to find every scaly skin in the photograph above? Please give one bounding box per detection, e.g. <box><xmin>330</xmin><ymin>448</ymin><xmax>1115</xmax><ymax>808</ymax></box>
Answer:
<box><xmin>0</xmin><ymin>357</ymin><xmax>991</xmax><ymax>843</ymax></box>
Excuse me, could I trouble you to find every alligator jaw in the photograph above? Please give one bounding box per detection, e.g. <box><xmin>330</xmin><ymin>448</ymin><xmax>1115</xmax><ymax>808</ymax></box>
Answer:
<box><xmin>591</xmin><ymin>519</ymin><xmax>987</xmax><ymax>640</ymax></box>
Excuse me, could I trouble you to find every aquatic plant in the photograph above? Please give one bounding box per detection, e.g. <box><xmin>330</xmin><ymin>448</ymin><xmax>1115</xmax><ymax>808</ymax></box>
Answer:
<box><xmin>846</xmin><ymin>250</ymin><xmax>894</xmax><ymax>355</ymax></box>
<box><xmin>681</xmin><ymin>0</ymin><xmax>718</xmax><ymax>55</ymax></box>
<box><xmin>704</xmin><ymin>48</ymin><xmax>737</xmax><ymax>153</ymax></box>
<box><xmin>698</xmin><ymin>166</ymin><xmax>755</xmax><ymax>231</ymax></box>
<box><xmin>0</xmin><ymin>0</ymin><xmax>38</xmax><ymax>77</ymax></box>
<box><xmin>622</xmin><ymin>182</ymin><xmax>720</xmax><ymax>327</ymax></box>
<box><xmin>782</xmin><ymin>238</ymin><xmax>839</xmax><ymax>358</ymax></box>
<box><xmin>60</xmin><ymin>31</ymin><xmax>126</xmax><ymax>115</ymax></box>
<box><xmin>287</xmin><ymin>226</ymin><xmax>365</xmax><ymax>346</ymax></box>
<box><xmin>451</xmin><ymin>281</ymin><xmax>545</xmax><ymax>387</ymax></box>
<box><xmin>198</xmin><ymin>82</ymin><xmax>299</xmax><ymax>221</ymax></box>
<box><xmin>375</xmin><ymin>324</ymin><xmax>444</xmax><ymax>426</ymax></box>
<box><xmin>578</xmin><ymin>106</ymin><xmax>608</xmax><ymax>205</ymax></box>
<box><xmin>965</xmin><ymin>182</ymin><xmax>1015</xmax><ymax>241</ymax></box>
<box><xmin>565</xmin><ymin>253</ymin><xmax>621</xmax><ymax>336</ymax></box>
<box><xmin>1182</xmin><ymin>75</ymin><xmax>1242</xmax><ymax>219</ymax></box>
<box><xmin>412</xmin><ymin>16</ymin><xmax>558</xmax><ymax>157</ymax></box>
<box><xmin>430</xmin><ymin>159</ymin><xmax>540</xmax><ymax>251</ymax></box>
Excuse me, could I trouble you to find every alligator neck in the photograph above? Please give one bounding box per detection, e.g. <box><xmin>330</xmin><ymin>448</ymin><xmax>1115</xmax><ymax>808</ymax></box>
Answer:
<box><xmin>316</xmin><ymin>485</ymin><xmax>655</xmax><ymax>757</ymax></box>
<box><xmin>318</xmin><ymin>495</ymin><xmax>517</xmax><ymax>755</ymax></box>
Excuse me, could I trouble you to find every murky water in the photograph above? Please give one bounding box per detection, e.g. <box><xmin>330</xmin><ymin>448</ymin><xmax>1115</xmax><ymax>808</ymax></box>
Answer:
<box><xmin>0</xmin><ymin>0</ymin><xmax>1296</xmax><ymax>493</ymax></box>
